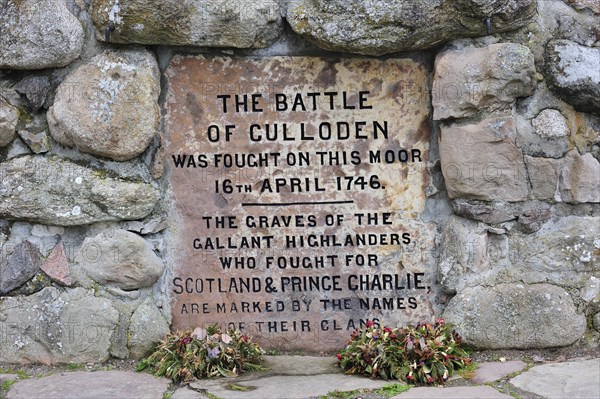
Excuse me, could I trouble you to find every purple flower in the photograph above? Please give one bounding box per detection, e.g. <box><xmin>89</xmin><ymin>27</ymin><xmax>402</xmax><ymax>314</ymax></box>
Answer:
<box><xmin>208</xmin><ymin>347</ymin><xmax>220</xmax><ymax>359</ymax></box>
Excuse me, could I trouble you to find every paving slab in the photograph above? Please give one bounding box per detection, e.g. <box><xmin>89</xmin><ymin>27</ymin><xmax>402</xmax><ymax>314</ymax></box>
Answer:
<box><xmin>390</xmin><ymin>386</ymin><xmax>512</xmax><ymax>398</ymax></box>
<box><xmin>190</xmin><ymin>374</ymin><xmax>389</xmax><ymax>399</ymax></box>
<box><xmin>6</xmin><ymin>371</ymin><xmax>170</xmax><ymax>399</ymax></box>
<box><xmin>262</xmin><ymin>355</ymin><xmax>340</xmax><ymax>375</ymax></box>
<box><xmin>471</xmin><ymin>360</ymin><xmax>527</xmax><ymax>384</ymax></box>
<box><xmin>510</xmin><ymin>358</ymin><xmax>600</xmax><ymax>399</ymax></box>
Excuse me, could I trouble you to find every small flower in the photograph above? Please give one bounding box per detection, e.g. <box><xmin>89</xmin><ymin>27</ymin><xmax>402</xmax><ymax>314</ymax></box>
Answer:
<box><xmin>221</xmin><ymin>333</ymin><xmax>232</xmax><ymax>344</ymax></box>
<box><xmin>390</xmin><ymin>333</ymin><xmax>397</xmax><ymax>339</ymax></box>
<box><xmin>191</xmin><ymin>327</ymin><xmax>206</xmax><ymax>340</ymax></box>
<box><xmin>336</xmin><ymin>353</ymin><xmax>342</xmax><ymax>361</ymax></box>
<box><xmin>427</xmin><ymin>376</ymin><xmax>434</xmax><ymax>383</ymax></box>
<box><xmin>180</xmin><ymin>336</ymin><xmax>191</xmax><ymax>345</ymax></box>
<box><xmin>435</xmin><ymin>317</ymin><xmax>445</xmax><ymax>326</ymax></box>
<box><xmin>207</xmin><ymin>347</ymin><xmax>220</xmax><ymax>359</ymax></box>
<box><xmin>366</xmin><ymin>320</ymin><xmax>375</xmax><ymax>328</ymax></box>
<box><xmin>240</xmin><ymin>335</ymin><xmax>249</xmax><ymax>342</ymax></box>
<box><xmin>383</xmin><ymin>327</ymin><xmax>392</xmax><ymax>333</ymax></box>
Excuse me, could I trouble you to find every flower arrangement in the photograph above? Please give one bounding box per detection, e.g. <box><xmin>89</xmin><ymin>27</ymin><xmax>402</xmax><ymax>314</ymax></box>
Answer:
<box><xmin>336</xmin><ymin>318</ymin><xmax>471</xmax><ymax>384</ymax></box>
<box><xmin>137</xmin><ymin>324</ymin><xmax>265</xmax><ymax>383</ymax></box>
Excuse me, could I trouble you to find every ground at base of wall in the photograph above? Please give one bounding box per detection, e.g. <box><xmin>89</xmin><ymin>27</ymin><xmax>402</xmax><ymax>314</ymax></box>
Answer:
<box><xmin>1</xmin><ymin>349</ymin><xmax>599</xmax><ymax>399</ymax></box>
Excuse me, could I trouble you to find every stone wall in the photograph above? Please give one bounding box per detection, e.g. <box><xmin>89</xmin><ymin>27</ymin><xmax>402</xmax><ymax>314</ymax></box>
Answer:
<box><xmin>0</xmin><ymin>0</ymin><xmax>598</xmax><ymax>363</ymax></box>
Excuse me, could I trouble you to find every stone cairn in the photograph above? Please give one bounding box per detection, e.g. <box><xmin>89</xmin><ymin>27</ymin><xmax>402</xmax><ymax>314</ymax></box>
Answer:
<box><xmin>0</xmin><ymin>0</ymin><xmax>598</xmax><ymax>364</ymax></box>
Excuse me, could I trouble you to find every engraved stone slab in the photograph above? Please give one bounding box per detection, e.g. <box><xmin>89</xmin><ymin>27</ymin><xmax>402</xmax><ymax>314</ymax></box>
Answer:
<box><xmin>165</xmin><ymin>56</ymin><xmax>434</xmax><ymax>351</ymax></box>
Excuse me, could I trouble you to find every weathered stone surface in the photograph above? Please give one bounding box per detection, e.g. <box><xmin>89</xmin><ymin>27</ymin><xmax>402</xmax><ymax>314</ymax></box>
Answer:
<box><xmin>287</xmin><ymin>0</ymin><xmax>536</xmax><ymax>56</ymax></box>
<box><xmin>455</xmin><ymin>201</ymin><xmax>555</xmax><ymax>236</ymax></box>
<box><xmin>526</xmin><ymin>150</ymin><xmax>600</xmax><ymax>203</ymax></box>
<box><xmin>0</xmin><ymin>241</ymin><xmax>41</xmax><ymax>295</ymax></box>
<box><xmin>440</xmin><ymin>117</ymin><xmax>529</xmax><ymax>201</ymax></box>
<box><xmin>0</xmin><ymin>0</ymin><xmax>84</xmax><ymax>70</ymax></box>
<box><xmin>391</xmin><ymin>386</ymin><xmax>512</xmax><ymax>399</ymax></box>
<box><xmin>510</xmin><ymin>359</ymin><xmax>600</xmax><ymax>399</ymax></box>
<box><xmin>6</xmin><ymin>138</ymin><xmax>31</xmax><ymax>159</ymax></box>
<box><xmin>433</xmin><ymin>43</ymin><xmax>536</xmax><ymax>120</ymax></box>
<box><xmin>516</xmin><ymin>206</ymin><xmax>552</xmax><ymax>233</ymax></box>
<box><xmin>263</xmin><ymin>356</ymin><xmax>338</xmax><ymax>375</ymax></box>
<box><xmin>31</xmin><ymin>225</ymin><xmax>65</xmax><ymax>237</ymax></box>
<box><xmin>546</xmin><ymin>40</ymin><xmax>600</xmax><ymax>114</ymax></box>
<box><xmin>0</xmin><ymin>98</ymin><xmax>19</xmax><ymax>147</ymax></box>
<box><xmin>452</xmin><ymin>200</ymin><xmax>517</xmax><ymax>225</ymax></box>
<box><xmin>128</xmin><ymin>297</ymin><xmax>170</xmax><ymax>358</ymax></box>
<box><xmin>562</xmin><ymin>0</ymin><xmax>600</xmax><ymax>14</ymax></box>
<box><xmin>77</xmin><ymin>229</ymin><xmax>164</xmax><ymax>291</ymax></box>
<box><xmin>438</xmin><ymin>216</ymin><xmax>489</xmax><ymax>295</ymax></box>
<box><xmin>443</xmin><ymin>284</ymin><xmax>587</xmax><ymax>348</ymax></box>
<box><xmin>17</xmin><ymin>130</ymin><xmax>50</xmax><ymax>154</ymax></box>
<box><xmin>6</xmin><ymin>371</ymin><xmax>170</xmax><ymax>399</ymax></box>
<box><xmin>5</xmin><ymin>270</ymin><xmax>51</xmax><ymax>297</ymax></box>
<box><xmin>510</xmin><ymin>216</ymin><xmax>599</xmax><ymax>287</ymax></box>
<box><xmin>580</xmin><ymin>276</ymin><xmax>599</xmax><ymax>303</ymax></box>
<box><xmin>91</xmin><ymin>0</ymin><xmax>282</xmax><ymax>48</ymax></box>
<box><xmin>573</xmin><ymin>114</ymin><xmax>600</xmax><ymax>160</ymax></box>
<box><xmin>48</xmin><ymin>48</ymin><xmax>160</xmax><ymax>161</ymax></box>
<box><xmin>193</xmin><ymin>374</ymin><xmax>389</xmax><ymax>399</ymax></box>
<box><xmin>0</xmin><ymin>287</ymin><xmax>119</xmax><ymax>364</ymax></box>
<box><xmin>439</xmin><ymin>215</ymin><xmax>599</xmax><ymax>294</ymax></box>
<box><xmin>123</xmin><ymin>216</ymin><xmax>168</xmax><ymax>235</ymax></box>
<box><xmin>594</xmin><ymin>312</ymin><xmax>600</xmax><ymax>332</ymax></box>
<box><xmin>14</xmin><ymin>76</ymin><xmax>51</xmax><ymax>113</ymax></box>
<box><xmin>516</xmin><ymin>113</ymin><xmax>569</xmax><ymax>159</ymax></box>
<box><xmin>532</xmin><ymin>109</ymin><xmax>570</xmax><ymax>139</ymax></box>
<box><xmin>0</xmin><ymin>156</ymin><xmax>159</xmax><ymax>226</ymax></box>
<box><xmin>472</xmin><ymin>360</ymin><xmax>527</xmax><ymax>384</ymax></box>
<box><xmin>166</xmin><ymin>56</ymin><xmax>435</xmax><ymax>351</ymax></box>
<box><xmin>41</xmin><ymin>242</ymin><xmax>73</xmax><ymax>286</ymax></box>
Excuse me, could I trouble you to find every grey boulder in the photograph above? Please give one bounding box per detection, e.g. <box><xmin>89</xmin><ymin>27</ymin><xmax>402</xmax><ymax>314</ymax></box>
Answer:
<box><xmin>433</xmin><ymin>43</ymin><xmax>536</xmax><ymax>120</ymax></box>
<box><xmin>0</xmin><ymin>241</ymin><xmax>42</xmax><ymax>295</ymax></box>
<box><xmin>444</xmin><ymin>284</ymin><xmax>587</xmax><ymax>349</ymax></box>
<box><xmin>48</xmin><ymin>48</ymin><xmax>160</xmax><ymax>161</ymax></box>
<box><xmin>546</xmin><ymin>40</ymin><xmax>600</xmax><ymax>114</ymax></box>
<box><xmin>0</xmin><ymin>287</ymin><xmax>119</xmax><ymax>364</ymax></box>
<box><xmin>0</xmin><ymin>98</ymin><xmax>19</xmax><ymax>147</ymax></box>
<box><xmin>0</xmin><ymin>0</ymin><xmax>84</xmax><ymax>69</ymax></box>
<box><xmin>287</xmin><ymin>0</ymin><xmax>537</xmax><ymax>56</ymax></box>
<box><xmin>128</xmin><ymin>297</ymin><xmax>170</xmax><ymax>358</ymax></box>
<box><xmin>0</xmin><ymin>156</ymin><xmax>159</xmax><ymax>226</ymax></box>
<box><xmin>77</xmin><ymin>229</ymin><xmax>164</xmax><ymax>291</ymax></box>
<box><xmin>91</xmin><ymin>0</ymin><xmax>282</xmax><ymax>48</ymax></box>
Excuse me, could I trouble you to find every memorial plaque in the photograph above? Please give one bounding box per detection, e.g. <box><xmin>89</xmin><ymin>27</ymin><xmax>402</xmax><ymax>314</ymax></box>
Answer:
<box><xmin>165</xmin><ymin>56</ymin><xmax>437</xmax><ymax>351</ymax></box>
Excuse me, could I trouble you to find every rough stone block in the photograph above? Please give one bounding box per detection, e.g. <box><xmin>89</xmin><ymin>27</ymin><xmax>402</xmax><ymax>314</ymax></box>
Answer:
<box><xmin>287</xmin><ymin>0</ymin><xmax>536</xmax><ymax>56</ymax></box>
<box><xmin>48</xmin><ymin>48</ymin><xmax>160</xmax><ymax>161</ymax></box>
<box><xmin>443</xmin><ymin>284</ymin><xmax>587</xmax><ymax>349</ymax></box>
<box><xmin>440</xmin><ymin>117</ymin><xmax>529</xmax><ymax>201</ymax></box>
<box><xmin>433</xmin><ymin>43</ymin><xmax>536</xmax><ymax>120</ymax></box>
<box><xmin>91</xmin><ymin>0</ymin><xmax>282</xmax><ymax>48</ymax></box>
